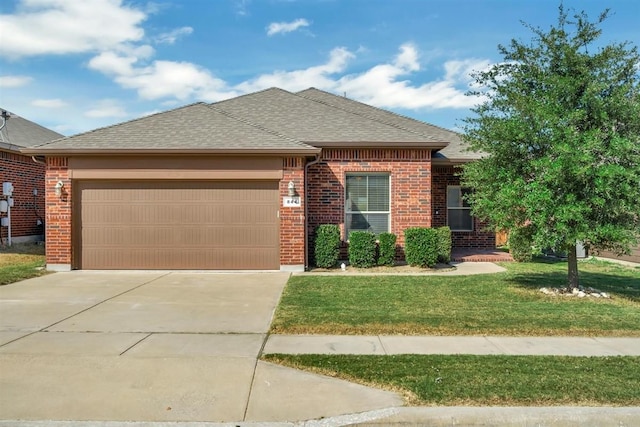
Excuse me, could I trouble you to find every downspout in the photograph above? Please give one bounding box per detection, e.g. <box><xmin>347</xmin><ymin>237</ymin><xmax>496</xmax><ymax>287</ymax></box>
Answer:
<box><xmin>31</xmin><ymin>156</ymin><xmax>45</xmax><ymax>164</ymax></box>
<box><xmin>304</xmin><ymin>152</ymin><xmax>322</xmax><ymax>270</ymax></box>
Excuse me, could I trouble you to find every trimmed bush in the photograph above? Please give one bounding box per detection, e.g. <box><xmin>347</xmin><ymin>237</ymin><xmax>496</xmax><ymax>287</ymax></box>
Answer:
<box><xmin>314</xmin><ymin>224</ymin><xmax>341</xmax><ymax>268</ymax></box>
<box><xmin>436</xmin><ymin>226</ymin><xmax>452</xmax><ymax>263</ymax></box>
<box><xmin>348</xmin><ymin>231</ymin><xmax>377</xmax><ymax>268</ymax></box>
<box><xmin>509</xmin><ymin>227</ymin><xmax>533</xmax><ymax>262</ymax></box>
<box><xmin>377</xmin><ymin>232</ymin><xmax>397</xmax><ymax>266</ymax></box>
<box><xmin>404</xmin><ymin>227</ymin><xmax>439</xmax><ymax>268</ymax></box>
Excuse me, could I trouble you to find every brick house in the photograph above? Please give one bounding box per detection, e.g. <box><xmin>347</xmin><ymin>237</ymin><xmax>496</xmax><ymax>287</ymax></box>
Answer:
<box><xmin>1</xmin><ymin>109</ymin><xmax>63</xmax><ymax>244</ymax></box>
<box><xmin>25</xmin><ymin>88</ymin><xmax>493</xmax><ymax>271</ymax></box>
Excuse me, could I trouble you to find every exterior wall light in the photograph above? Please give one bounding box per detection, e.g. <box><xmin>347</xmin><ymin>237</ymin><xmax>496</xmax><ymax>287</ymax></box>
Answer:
<box><xmin>54</xmin><ymin>180</ymin><xmax>64</xmax><ymax>196</ymax></box>
<box><xmin>288</xmin><ymin>181</ymin><xmax>296</xmax><ymax>197</ymax></box>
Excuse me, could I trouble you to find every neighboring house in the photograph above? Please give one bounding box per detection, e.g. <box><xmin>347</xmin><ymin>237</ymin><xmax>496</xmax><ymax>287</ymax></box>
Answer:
<box><xmin>25</xmin><ymin>87</ymin><xmax>492</xmax><ymax>271</ymax></box>
<box><xmin>0</xmin><ymin>109</ymin><xmax>63</xmax><ymax>244</ymax></box>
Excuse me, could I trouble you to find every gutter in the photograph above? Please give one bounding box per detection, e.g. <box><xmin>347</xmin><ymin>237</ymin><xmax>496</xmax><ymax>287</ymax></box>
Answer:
<box><xmin>21</xmin><ymin>148</ymin><xmax>322</xmax><ymax>156</ymax></box>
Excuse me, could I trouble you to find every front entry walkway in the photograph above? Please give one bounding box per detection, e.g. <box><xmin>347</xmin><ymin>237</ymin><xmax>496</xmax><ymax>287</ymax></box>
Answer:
<box><xmin>452</xmin><ymin>248</ymin><xmax>514</xmax><ymax>262</ymax></box>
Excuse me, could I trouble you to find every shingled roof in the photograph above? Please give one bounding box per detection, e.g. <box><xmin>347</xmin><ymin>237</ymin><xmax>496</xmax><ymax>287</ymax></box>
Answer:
<box><xmin>296</xmin><ymin>88</ymin><xmax>481</xmax><ymax>162</ymax></box>
<box><xmin>26</xmin><ymin>87</ymin><xmax>476</xmax><ymax>159</ymax></box>
<box><xmin>212</xmin><ymin>88</ymin><xmax>446</xmax><ymax>148</ymax></box>
<box><xmin>28</xmin><ymin>102</ymin><xmax>319</xmax><ymax>155</ymax></box>
<box><xmin>0</xmin><ymin>109</ymin><xmax>63</xmax><ymax>152</ymax></box>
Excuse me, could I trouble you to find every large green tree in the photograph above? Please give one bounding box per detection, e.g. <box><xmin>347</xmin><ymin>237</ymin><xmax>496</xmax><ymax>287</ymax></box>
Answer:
<box><xmin>462</xmin><ymin>6</ymin><xmax>640</xmax><ymax>289</ymax></box>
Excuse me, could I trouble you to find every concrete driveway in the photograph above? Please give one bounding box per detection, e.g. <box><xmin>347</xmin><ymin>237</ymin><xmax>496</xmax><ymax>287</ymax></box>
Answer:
<box><xmin>0</xmin><ymin>272</ymin><xmax>400</xmax><ymax>423</ymax></box>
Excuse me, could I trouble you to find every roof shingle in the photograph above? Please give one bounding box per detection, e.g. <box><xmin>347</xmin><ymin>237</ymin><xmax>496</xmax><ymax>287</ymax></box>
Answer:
<box><xmin>212</xmin><ymin>88</ymin><xmax>445</xmax><ymax>146</ymax></box>
<box><xmin>29</xmin><ymin>103</ymin><xmax>318</xmax><ymax>154</ymax></box>
<box><xmin>296</xmin><ymin>88</ymin><xmax>481</xmax><ymax>161</ymax></box>
<box><xmin>0</xmin><ymin>109</ymin><xmax>63</xmax><ymax>152</ymax></box>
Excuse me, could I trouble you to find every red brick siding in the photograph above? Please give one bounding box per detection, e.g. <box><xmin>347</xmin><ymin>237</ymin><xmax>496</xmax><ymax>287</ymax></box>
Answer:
<box><xmin>280</xmin><ymin>157</ymin><xmax>305</xmax><ymax>266</ymax></box>
<box><xmin>307</xmin><ymin>149</ymin><xmax>432</xmax><ymax>261</ymax></box>
<box><xmin>432</xmin><ymin>165</ymin><xmax>495</xmax><ymax>249</ymax></box>
<box><xmin>45</xmin><ymin>157</ymin><xmax>72</xmax><ymax>265</ymax></box>
<box><xmin>0</xmin><ymin>151</ymin><xmax>45</xmax><ymax>241</ymax></box>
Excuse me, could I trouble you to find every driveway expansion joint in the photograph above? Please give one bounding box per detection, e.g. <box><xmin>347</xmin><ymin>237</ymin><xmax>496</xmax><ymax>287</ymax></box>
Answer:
<box><xmin>118</xmin><ymin>333</ymin><xmax>153</xmax><ymax>356</ymax></box>
<box><xmin>37</xmin><ymin>272</ymin><xmax>173</xmax><ymax>333</ymax></box>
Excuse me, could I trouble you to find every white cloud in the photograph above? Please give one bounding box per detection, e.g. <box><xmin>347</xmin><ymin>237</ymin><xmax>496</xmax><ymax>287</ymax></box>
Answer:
<box><xmin>235</xmin><ymin>43</ymin><xmax>486</xmax><ymax>110</ymax></box>
<box><xmin>88</xmin><ymin>41</ymin><xmax>486</xmax><ymax>110</ymax></box>
<box><xmin>235</xmin><ymin>47</ymin><xmax>354</xmax><ymax>93</ymax></box>
<box><xmin>235</xmin><ymin>0</ymin><xmax>250</xmax><ymax>16</ymax></box>
<box><xmin>155</xmin><ymin>26</ymin><xmax>193</xmax><ymax>45</ymax></box>
<box><xmin>89</xmin><ymin>50</ymin><xmax>238</xmax><ymax>102</ymax></box>
<box><xmin>0</xmin><ymin>75</ymin><xmax>33</xmax><ymax>88</ymax></box>
<box><xmin>334</xmin><ymin>44</ymin><xmax>488</xmax><ymax>109</ymax></box>
<box><xmin>0</xmin><ymin>0</ymin><xmax>146</xmax><ymax>58</ymax></box>
<box><xmin>266</xmin><ymin>18</ymin><xmax>310</xmax><ymax>36</ymax></box>
<box><xmin>84</xmin><ymin>99</ymin><xmax>127</xmax><ymax>118</ymax></box>
<box><xmin>32</xmin><ymin>98</ymin><xmax>68</xmax><ymax>108</ymax></box>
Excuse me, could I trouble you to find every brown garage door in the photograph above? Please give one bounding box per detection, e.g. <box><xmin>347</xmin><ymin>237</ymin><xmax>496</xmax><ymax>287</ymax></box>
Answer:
<box><xmin>75</xmin><ymin>181</ymin><xmax>280</xmax><ymax>270</ymax></box>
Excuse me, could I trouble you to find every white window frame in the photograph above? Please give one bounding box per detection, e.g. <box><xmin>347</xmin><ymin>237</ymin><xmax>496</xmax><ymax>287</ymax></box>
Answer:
<box><xmin>345</xmin><ymin>173</ymin><xmax>391</xmax><ymax>237</ymax></box>
<box><xmin>447</xmin><ymin>185</ymin><xmax>473</xmax><ymax>232</ymax></box>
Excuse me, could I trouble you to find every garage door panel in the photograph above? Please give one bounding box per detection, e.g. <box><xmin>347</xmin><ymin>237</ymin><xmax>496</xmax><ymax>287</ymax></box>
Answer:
<box><xmin>82</xmin><ymin>225</ymin><xmax>278</xmax><ymax>247</ymax></box>
<box><xmin>77</xmin><ymin>181</ymin><xmax>280</xmax><ymax>270</ymax></box>
<box><xmin>81</xmin><ymin>247</ymin><xmax>279</xmax><ymax>270</ymax></box>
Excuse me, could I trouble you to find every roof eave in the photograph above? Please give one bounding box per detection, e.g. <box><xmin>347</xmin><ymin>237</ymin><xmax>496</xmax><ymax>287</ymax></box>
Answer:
<box><xmin>21</xmin><ymin>147</ymin><xmax>322</xmax><ymax>156</ymax></box>
<box><xmin>432</xmin><ymin>156</ymin><xmax>482</xmax><ymax>164</ymax></box>
<box><xmin>0</xmin><ymin>142</ymin><xmax>27</xmax><ymax>153</ymax></box>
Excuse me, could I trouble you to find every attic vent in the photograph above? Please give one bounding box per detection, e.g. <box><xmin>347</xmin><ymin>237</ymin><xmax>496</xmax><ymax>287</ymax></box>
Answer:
<box><xmin>47</xmin><ymin>157</ymin><xmax>68</xmax><ymax>168</ymax></box>
<box><xmin>283</xmin><ymin>157</ymin><xmax>303</xmax><ymax>169</ymax></box>
<box><xmin>322</xmin><ymin>149</ymin><xmax>431</xmax><ymax>161</ymax></box>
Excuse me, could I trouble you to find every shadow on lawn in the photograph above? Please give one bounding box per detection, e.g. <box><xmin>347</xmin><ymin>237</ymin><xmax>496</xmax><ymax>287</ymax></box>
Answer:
<box><xmin>507</xmin><ymin>258</ymin><xmax>640</xmax><ymax>302</ymax></box>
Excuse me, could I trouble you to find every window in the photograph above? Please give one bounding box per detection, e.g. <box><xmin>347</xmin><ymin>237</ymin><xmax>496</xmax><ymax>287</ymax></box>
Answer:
<box><xmin>447</xmin><ymin>186</ymin><xmax>473</xmax><ymax>231</ymax></box>
<box><xmin>345</xmin><ymin>174</ymin><xmax>390</xmax><ymax>236</ymax></box>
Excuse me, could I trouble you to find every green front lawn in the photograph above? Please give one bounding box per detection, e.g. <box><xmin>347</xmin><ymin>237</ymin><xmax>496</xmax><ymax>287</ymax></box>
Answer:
<box><xmin>271</xmin><ymin>258</ymin><xmax>640</xmax><ymax>336</ymax></box>
<box><xmin>264</xmin><ymin>354</ymin><xmax>640</xmax><ymax>406</ymax></box>
<box><xmin>0</xmin><ymin>243</ymin><xmax>48</xmax><ymax>286</ymax></box>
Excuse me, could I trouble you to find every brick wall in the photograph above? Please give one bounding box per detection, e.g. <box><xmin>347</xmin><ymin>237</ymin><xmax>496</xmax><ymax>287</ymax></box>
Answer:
<box><xmin>0</xmin><ymin>151</ymin><xmax>45</xmax><ymax>242</ymax></box>
<box><xmin>307</xmin><ymin>149</ymin><xmax>432</xmax><ymax>261</ymax></box>
<box><xmin>432</xmin><ymin>165</ymin><xmax>495</xmax><ymax>248</ymax></box>
<box><xmin>45</xmin><ymin>157</ymin><xmax>72</xmax><ymax>266</ymax></box>
<box><xmin>280</xmin><ymin>157</ymin><xmax>305</xmax><ymax>267</ymax></box>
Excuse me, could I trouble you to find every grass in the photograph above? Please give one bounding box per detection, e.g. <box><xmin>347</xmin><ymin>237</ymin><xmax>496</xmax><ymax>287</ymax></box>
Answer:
<box><xmin>263</xmin><ymin>354</ymin><xmax>640</xmax><ymax>406</ymax></box>
<box><xmin>0</xmin><ymin>243</ymin><xmax>48</xmax><ymax>286</ymax></box>
<box><xmin>271</xmin><ymin>258</ymin><xmax>640</xmax><ymax>336</ymax></box>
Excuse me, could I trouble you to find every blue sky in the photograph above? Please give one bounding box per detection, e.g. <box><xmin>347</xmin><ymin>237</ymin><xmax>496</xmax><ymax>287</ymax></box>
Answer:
<box><xmin>1</xmin><ymin>0</ymin><xmax>638</xmax><ymax>136</ymax></box>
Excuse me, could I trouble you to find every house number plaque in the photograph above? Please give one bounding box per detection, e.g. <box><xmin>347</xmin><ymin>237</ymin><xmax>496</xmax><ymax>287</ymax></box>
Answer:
<box><xmin>283</xmin><ymin>196</ymin><xmax>301</xmax><ymax>207</ymax></box>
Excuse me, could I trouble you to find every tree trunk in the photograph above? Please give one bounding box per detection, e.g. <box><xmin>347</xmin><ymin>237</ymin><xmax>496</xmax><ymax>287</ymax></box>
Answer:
<box><xmin>567</xmin><ymin>244</ymin><xmax>579</xmax><ymax>290</ymax></box>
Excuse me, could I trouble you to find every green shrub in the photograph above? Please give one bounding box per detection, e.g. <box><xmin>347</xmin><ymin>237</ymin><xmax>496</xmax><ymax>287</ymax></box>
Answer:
<box><xmin>436</xmin><ymin>226</ymin><xmax>452</xmax><ymax>263</ymax></box>
<box><xmin>314</xmin><ymin>224</ymin><xmax>341</xmax><ymax>268</ymax></box>
<box><xmin>377</xmin><ymin>232</ymin><xmax>397</xmax><ymax>266</ymax></box>
<box><xmin>509</xmin><ymin>227</ymin><xmax>533</xmax><ymax>262</ymax></box>
<box><xmin>404</xmin><ymin>227</ymin><xmax>439</xmax><ymax>268</ymax></box>
<box><xmin>348</xmin><ymin>231</ymin><xmax>377</xmax><ymax>268</ymax></box>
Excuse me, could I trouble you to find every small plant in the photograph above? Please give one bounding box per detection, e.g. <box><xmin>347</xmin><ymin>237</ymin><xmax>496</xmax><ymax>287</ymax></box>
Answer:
<box><xmin>314</xmin><ymin>224</ymin><xmax>341</xmax><ymax>268</ymax></box>
<box><xmin>348</xmin><ymin>231</ymin><xmax>377</xmax><ymax>268</ymax></box>
<box><xmin>436</xmin><ymin>226</ymin><xmax>452</xmax><ymax>263</ymax></box>
<box><xmin>509</xmin><ymin>227</ymin><xmax>533</xmax><ymax>262</ymax></box>
<box><xmin>377</xmin><ymin>232</ymin><xmax>397</xmax><ymax>266</ymax></box>
<box><xmin>404</xmin><ymin>227</ymin><xmax>439</xmax><ymax>268</ymax></box>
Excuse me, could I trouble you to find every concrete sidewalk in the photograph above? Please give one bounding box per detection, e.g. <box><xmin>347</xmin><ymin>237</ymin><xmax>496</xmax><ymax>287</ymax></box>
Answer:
<box><xmin>264</xmin><ymin>334</ymin><xmax>640</xmax><ymax>356</ymax></box>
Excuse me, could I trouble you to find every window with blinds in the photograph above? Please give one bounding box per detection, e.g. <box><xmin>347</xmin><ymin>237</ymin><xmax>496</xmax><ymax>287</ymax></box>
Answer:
<box><xmin>345</xmin><ymin>174</ymin><xmax>390</xmax><ymax>236</ymax></box>
<box><xmin>447</xmin><ymin>186</ymin><xmax>473</xmax><ymax>231</ymax></box>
